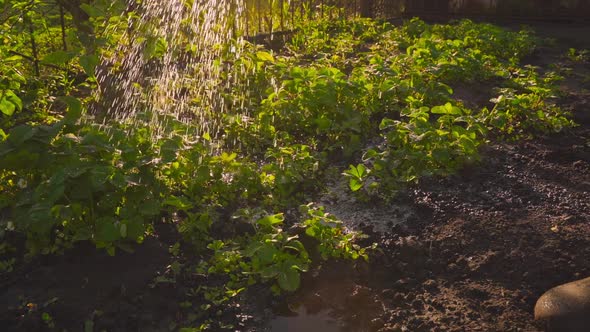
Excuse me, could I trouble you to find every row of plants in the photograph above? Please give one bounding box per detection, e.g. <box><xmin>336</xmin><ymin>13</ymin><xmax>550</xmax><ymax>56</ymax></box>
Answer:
<box><xmin>220</xmin><ymin>18</ymin><xmax>572</xmax><ymax>198</ymax></box>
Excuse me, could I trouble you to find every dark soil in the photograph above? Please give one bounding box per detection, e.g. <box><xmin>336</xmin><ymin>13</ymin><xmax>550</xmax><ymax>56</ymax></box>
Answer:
<box><xmin>367</xmin><ymin>103</ymin><xmax>589</xmax><ymax>332</ymax></box>
<box><xmin>1</xmin><ymin>22</ymin><xmax>589</xmax><ymax>332</ymax></box>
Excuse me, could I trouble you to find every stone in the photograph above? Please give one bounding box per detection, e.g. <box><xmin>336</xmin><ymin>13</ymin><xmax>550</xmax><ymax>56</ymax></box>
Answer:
<box><xmin>534</xmin><ymin>276</ymin><xmax>590</xmax><ymax>332</ymax></box>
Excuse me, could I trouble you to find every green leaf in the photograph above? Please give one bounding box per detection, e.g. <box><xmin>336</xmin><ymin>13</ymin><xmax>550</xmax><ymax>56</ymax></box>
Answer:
<box><xmin>277</xmin><ymin>265</ymin><xmax>300</xmax><ymax>292</ymax></box>
<box><xmin>144</xmin><ymin>37</ymin><xmax>168</xmax><ymax>59</ymax></box>
<box><xmin>4</xmin><ymin>55</ymin><xmax>22</xmax><ymax>62</ymax></box>
<box><xmin>7</xmin><ymin>125</ymin><xmax>36</xmax><ymax>145</ymax></box>
<box><xmin>379</xmin><ymin>118</ymin><xmax>397</xmax><ymax>130</ymax></box>
<box><xmin>219</xmin><ymin>152</ymin><xmax>237</xmax><ymax>163</ymax></box>
<box><xmin>41</xmin><ymin>51</ymin><xmax>76</xmax><ymax>66</ymax></box>
<box><xmin>350</xmin><ymin>164</ymin><xmax>367</xmax><ymax>178</ymax></box>
<box><xmin>27</xmin><ymin>203</ymin><xmax>54</xmax><ymax>233</ymax></box>
<box><xmin>256</xmin><ymin>51</ymin><xmax>274</xmax><ymax>62</ymax></box>
<box><xmin>349</xmin><ymin>178</ymin><xmax>363</xmax><ymax>192</ymax></box>
<box><xmin>43</xmin><ymin>179</ymin><xmax>65</xmax><ymax>203</ymax></box>
<box><xmin>139</xmin><ymin>198</ymin><xmax>160</xmax><ymax>217</ymax></box>
<box><xmin>73</xmin><ymin>227</ymin><xmax>93</xmax><ymax>241</ymax></box>
<box><xmin>84</xmin><ymin>320</ymin><xmax>94</xmax><ymax>332</ymax></box>
<box><xmin>90</xmin><ymin>166</ymin><xmax>112</xmax><ymax>189</ymax></box>
<box><xmin>431</xmin><ymin>102</ymin><xmax>462</xmax><ymax>115</ymax></box>
<box><xmin>80</xmin><ymin>4</ymin><xmax>106</xmax><ymax>17</ymax></box>
<box><xmin>163</xmin><ymin>195</ymin><xmax>193</xmax><ymax>211</ymax></box>
<box><xmin>125</xmin><ymin>218</ymin><xmax>145</xmax><ymax>240</ymax></box>
<box><xmin>0</xmin><ymin>90</ymin><xmax>22</xmax><ymax>116</ymax></box>
<box><xmin>0</xmin><ymin>98</ymin><xmax>15</xmax><ymax>116</ymax></box>
<box><xmin>305</xmin><ymin>226</ymin><xmax>317</xmax><ymax>237</ymax></box>
<box><xmin>59</xmin><ymin>96</ymin><xmax>83</xmax><ymax>122</ymax></box>
<box><xmin>256</xmin><ymin>214</ymin><xmax>284</xmax><ymax>228</ymax></box>
<box><xmin>256</xmin><ymin>245</ymin><xmax>277</xmax><ymax>265</ymax></box>
<box><xmin>95</xmin><ymin>218</ymin><xmax>120</xmax><ymax>243</ymax></box>
<box><xmin>314</xmin><ymin>116</ymin><xmax>331</xmax><ymax>131</ymax></box>
<box><xmin>79</xmin><ymin>54</ymin><xmax>99</xmax><ymax>77</ymax></box>
<box><xmin>160</xmin><ymin>138</ymin><xmax>182</xmax><ymax>163</ymax></box>
<box><xmin>343</xmin><ymin>164</ymin><xmax>367</xmax><ymax>192</ymax></box>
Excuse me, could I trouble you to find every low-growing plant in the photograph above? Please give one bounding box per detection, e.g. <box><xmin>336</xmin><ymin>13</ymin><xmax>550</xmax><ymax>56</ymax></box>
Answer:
<box><xmin>357</xmin><ymin>102</ymin><xmax>485</xmax><ymax>194</ymax></box>
<box><xmin>198</xmin><ymin>213</ymin><xmax>310</xmax><ymax>297</ymax></box>
<box><xmin>566</xmin><ymin>48</ymin><xmax>589</xmax><ymax>63</ymax></box>
<box><xmin>299</xmin><ymin>203</ymin><xmax>373</xmax><ymax>261</ymax></box>
<box><xmin>197</xmin><ymin>205</ymin><xmax>372</xmax><ymax>305</ymax></box>
<box><xmin>0</xmin><ymin>101</ymin><xmax>164</xmax><ymax>255</ymax></box>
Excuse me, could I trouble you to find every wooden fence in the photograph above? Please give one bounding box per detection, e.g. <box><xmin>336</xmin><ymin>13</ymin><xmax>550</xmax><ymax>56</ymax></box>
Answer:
<box><xmin>243</xmin><ymin>0</ymin><xmax>590</xmax><ymax>35</ymax></box>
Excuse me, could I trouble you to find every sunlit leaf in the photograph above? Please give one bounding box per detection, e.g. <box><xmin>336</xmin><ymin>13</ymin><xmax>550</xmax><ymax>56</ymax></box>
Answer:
<box><xmin>256</xmin><ymin>214</ymin><xmax>284</xmax><ymax>228</ymax></box>
<box><xmin>256</xmin><ymin>51</ymin><xmax>274</xmax><ymax>62</ymax></box>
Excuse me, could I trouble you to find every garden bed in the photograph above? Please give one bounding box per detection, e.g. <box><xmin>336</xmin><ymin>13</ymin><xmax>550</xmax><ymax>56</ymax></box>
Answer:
<box><xmin>1</xmin><ymin>17</ymin><xmax>589</xmax><ymax>332</ymax></box>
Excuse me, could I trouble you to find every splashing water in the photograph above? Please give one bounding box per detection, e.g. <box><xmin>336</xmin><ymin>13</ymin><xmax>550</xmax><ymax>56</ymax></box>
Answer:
<box><xmin>96</xmin><ymin>0</ymin><xmax>246</xmax><ymax>139</ymax></box>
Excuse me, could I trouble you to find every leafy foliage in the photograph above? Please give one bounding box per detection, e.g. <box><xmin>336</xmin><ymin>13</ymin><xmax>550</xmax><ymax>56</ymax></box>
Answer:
<box><xmin>0</xmin><ymin>101</ymin><xmax>163</xmax><ymax>255</ymax></box>
<box><xmin>0</xmin><ymin>8</ymin><xmax>577</xmax><ymax>329</ymax></box>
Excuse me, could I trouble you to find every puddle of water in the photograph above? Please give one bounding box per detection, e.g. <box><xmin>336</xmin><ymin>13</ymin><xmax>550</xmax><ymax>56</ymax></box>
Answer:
<box><xmin>269</xmin><ymin>306</ymin><xmax>343</xmax><ymax>332</ymax></box>
<box><xmin>320</xmin><ymin>176</ymin><xmax>416</xmax><ymax>233</ymax></box>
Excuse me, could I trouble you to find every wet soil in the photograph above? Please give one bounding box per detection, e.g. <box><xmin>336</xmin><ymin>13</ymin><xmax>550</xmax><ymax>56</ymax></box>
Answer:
<box><xmin>1</xmin><ymin>23</ymin><xmax>589</xmax><ymax>332</ymax></box>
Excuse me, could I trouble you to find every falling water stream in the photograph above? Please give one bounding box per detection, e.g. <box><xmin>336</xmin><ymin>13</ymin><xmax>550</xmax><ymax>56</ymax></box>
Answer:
<box><xmin>96</xmin><ymin>0</ymin><xmax>246</xmax><ymax>139</ymax></box>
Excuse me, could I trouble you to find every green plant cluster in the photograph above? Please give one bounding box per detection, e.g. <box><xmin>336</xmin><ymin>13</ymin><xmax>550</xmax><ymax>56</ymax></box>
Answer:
<box><xmin>0</xmin><ymin>99</ymin><xmax>163</xmax><ymax>255</ymax></box>
<box><xmin>241</xmin><ymin>17</ymin><xmax>573</xmax><ymax>195</ymax></box>
<box><xmin>198</xmin><ymin>204</ymin><xmax>369</xmax><ymax>302</ymax></box>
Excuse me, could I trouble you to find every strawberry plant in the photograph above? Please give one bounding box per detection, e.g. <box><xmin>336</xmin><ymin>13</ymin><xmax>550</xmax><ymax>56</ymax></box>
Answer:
<box><xmin>300</xmin><ymin>204</ymin><xmax>373</xmax><ymax>261</ymax></box>
<box><xmin>0</xmin><ymin>101</ymin><xmax>165</xmax><ymax>255</ymax></box>
<box><xmin>198</xmin><ymin>213</ymin><xmax>310</xmax><ymax>296</ymax></box>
